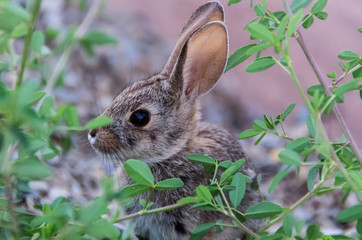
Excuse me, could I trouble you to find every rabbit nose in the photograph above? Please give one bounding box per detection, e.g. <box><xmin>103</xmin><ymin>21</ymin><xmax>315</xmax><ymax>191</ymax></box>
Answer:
<box><xmin>89</xmin><ymin>129</ymin><xmax>98</xmax><ymax>138</ymax></box>
<box><xmin>88</xmin><ymin>129</ymin><xmax>98</xmax><ymax>142</ymax></box>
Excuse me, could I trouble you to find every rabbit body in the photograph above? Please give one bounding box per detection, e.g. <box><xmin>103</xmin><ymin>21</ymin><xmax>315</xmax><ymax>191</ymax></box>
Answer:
<box><xmin>89</xmin><ymin>2</ymin><xmax>261</xmax><ymax>239</ymax></box>
<box><xmin>120</xmin><ymin>121</ymin><xmax>260</xmax><ymax>240</ymax></box>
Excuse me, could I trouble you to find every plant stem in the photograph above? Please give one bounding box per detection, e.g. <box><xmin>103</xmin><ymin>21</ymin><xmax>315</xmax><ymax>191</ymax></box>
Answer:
<box><xmin>295</xmin><ymin>31</ymin><xmax>362</xmax><ymax>163</ymax></box>
<box><xmin>285</xmin><ymin>57</ymin><xmax>362</xmax><ymax>202</ymax></box>
<box><xmin>259</xmin><ymin>179</ymin><xmax>325</xmax><ymax>232</ymax></box>
<box><xmin>16</xmin><ymin>0</ymin><xmax>42</xmax><ymax>88</ymax></box>
<box><xmin>113</xmin><ymin>202</ymin><xmax>188</xmax><ymax>223</ymax></box>
<box><xmin>36</xmin><ymin>0</ymin><xmax>103</xmax><ymax>109</ymax></box>
<box><xmin>217</xmin><ymin>183</ymin><xmax>259</xmax><ymax>238</ymax></box>
<box><xmin>334</xmin><ymin>64</ymin><xmax>361</xmax><ymax>86</ymax></box>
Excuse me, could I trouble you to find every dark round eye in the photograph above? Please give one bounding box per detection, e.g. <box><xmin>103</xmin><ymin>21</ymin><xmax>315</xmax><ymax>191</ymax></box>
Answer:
<box><xmin>129</xmin><ymin>109</ymin><xmax>151</xmax><ymax>127</ymax></box>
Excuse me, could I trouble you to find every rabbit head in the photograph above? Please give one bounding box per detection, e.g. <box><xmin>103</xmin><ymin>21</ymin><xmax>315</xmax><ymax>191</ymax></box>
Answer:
<box><xmin>88</xmin><ymin>1</ymin><xmax>228</xmax><ymax>164</ymax></box>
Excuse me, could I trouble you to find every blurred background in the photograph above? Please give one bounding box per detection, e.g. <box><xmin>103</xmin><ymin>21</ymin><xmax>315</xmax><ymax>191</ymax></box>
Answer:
<box><xmin>29</xmin><ymin>0</ymin><xmax>361</xmax><ymax>235</ymax></box>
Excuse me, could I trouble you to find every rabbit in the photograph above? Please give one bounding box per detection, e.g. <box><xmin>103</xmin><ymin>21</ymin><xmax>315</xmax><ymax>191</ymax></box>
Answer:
<box><xmin>88</xmin><ymin>1</ymin><xmax>261</xmax><ymax>240</ymax></box>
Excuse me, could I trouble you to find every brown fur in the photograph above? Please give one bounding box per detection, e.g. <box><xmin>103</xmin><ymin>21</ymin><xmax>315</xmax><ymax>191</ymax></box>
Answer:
<box><xmin>89</xmin><ymin>2</ymin><xmax>261</xmax><ymax>239</ymax></box>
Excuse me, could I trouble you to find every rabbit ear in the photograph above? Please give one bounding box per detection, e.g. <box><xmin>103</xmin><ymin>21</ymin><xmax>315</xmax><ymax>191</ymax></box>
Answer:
<box><xmin>161</xmin><ymin>1</ymin><xmax>224</xmax><ymax>77</ymax></box>
<box><xmin>171</xmin><ymin>21</ymin><xmax>228</xmax><ymax>97</ymax></box>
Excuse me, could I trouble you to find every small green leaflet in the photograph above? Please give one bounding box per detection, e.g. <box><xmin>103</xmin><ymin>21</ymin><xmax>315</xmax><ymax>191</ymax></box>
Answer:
<box><xmin>252</xmin><ymin>120</ymin><xmax>268</xmax><ymax>131</ymax></box>
<box><xmin>117</xmin><ymin>184</ymin><xmax>150</xmax><ymax>199</ymax></box>
<box><xmin>220</xmin><ymin>159</ymin><xmax>245</xmax><ymax>184</ymax></box>
<box><xmin>278</xmin><ymin>149</ymin><xmax>302</xmax><ymax>166</ymax></box>
<box><xmin>195</xmin><ymin>185</ymin><xmax>212</xmax><ymax>203</ymax></box>
<box><xmin>307</xmin><ymin>165</ymin><xmax>320</xmax><ymax>191</ymax></box>
<box><xmin>290</xmin><ymin>0</ymin><xmax>313</xmax><ymax>13</ymax></box>
<box><xmin>337</xmin><ymin>204</ymin><xmax>362</xmax><ymax>222</ymax></box>
<box><xmin>239</xmin><ymin>129</ymin><xmax>262</xmax><ymax>139</ymax></box>
<box><xmin>124</xmin><ymin>159</ymin><xmax>154</xmax><ymax>186</ymax></box>
<box><xmin>155</xmin><ymin>178</ymin><xmax>184</xmax><ymax>190</ymax></box>
<box><xmin>190</xmin><ymin>223</ymin><xmax>215</xmax><ymax>240</ymax></box>
<box><xmin>245</xmin><ymin>201</ymin><xmax>283</xmax><ymax>219</ymax></box>
<box><xmin>311</xmin><ymin>0</ymin><xmax>328</xmax><ymax>15</ymax></box>
<box><xmin>288</xmin><ymin>9</ymin><xmax>304</xmax><ymax>37</ymax></box>
<box><xmin>268</xmin><ymin>166</ymin><xmax>290</xmax><ymax>193</ymax></box>
<box><xmin>246</xmin><ymin>56</ymin><xmax>276</xmax><ymax>73</ymax></box>
<box><xmin>31</xmin><ymin>31</ymin><xmax>45</xmax><ymax>53</ymax></box>
<box><xmin>225</xmin><ymin>44</ymin><xmax>256</xmax><ymax>72</ymax></box>
<box><xmin>247</xmin><ymin>23</ymin><xmax>275</xmax><ymax>43</ymax></box>
<box><xmin>229</xmin><ymin>172</ymin><xmax>246</xmax><ymax>207</ymax></box>
<box><xmin>337</xmin><ymin>50</ymin><xmax>359</xmax><ymax>60</ymax></box>
<box><xmin>227</xmin><ymin>0</ymin><xmax>242</xmax><ymax>6</ymax></box>
<box><xmin>83</xmin><ymin>116</ymin><xmax>113</xmax><ymax>130</ymax></box>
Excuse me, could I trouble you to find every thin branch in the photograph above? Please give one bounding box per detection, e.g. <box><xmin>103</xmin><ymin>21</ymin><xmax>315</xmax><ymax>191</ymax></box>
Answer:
<box><xmin>16</xmin><ymin>0</ymin><xmax>42</xmax><ymax>88</ymax></box>
<box><xmin>295</xmin><ymin>30</ymin><xmax>362</xmax><ymax>163</ymax></box>
<box><xmin>37</xmin><ymin>0</ymin><xmax>103</xmax><ymax>109</ymax></box>
<box><xmin>259</xmin><ymin>179</ymin><xmax>325</xmax><ymax>232</ymax></box>
<box><xmin>114</xmin><ymin>202</ymin><xmax>188</xmax><ymax>223</ymax></box>
<box><xmin>334</xmin><ymin>64</ymin><xmax>361</xmax><ymax>86</ymax></box>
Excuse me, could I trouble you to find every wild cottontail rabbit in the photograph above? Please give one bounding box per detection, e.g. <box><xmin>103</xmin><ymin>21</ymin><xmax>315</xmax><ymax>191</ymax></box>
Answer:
<box><xmin>88</xmin><ymin>1</ymin><xmax>261</xmax><ymax>239</ymax></box>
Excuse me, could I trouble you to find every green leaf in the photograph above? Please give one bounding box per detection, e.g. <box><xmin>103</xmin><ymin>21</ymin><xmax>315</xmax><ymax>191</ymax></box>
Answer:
<box><xmin>247</xmin><ymin>23</ymin><xmax>275</xmax><ymax>42</ymax></box>
<box><xmin>245</xmin><ymin>201</ymin><xmax>283</xmax><ymax>219</ymax></box>
<box><xmin>85</xmin><ymin>218</ymin><xmax>121</xmax><ymax>239</ymax></box>
<box><xmin>245</xmin><ymin>43</ymin><xmax>273</xmax><ymax>56</ymax></box>
<box><xmin>302</xmin><ymin>14</ymin><xmax>314</xmax><ymax>29</ymax></box>
<box><xmin>39</xmin><ymin>96</ymin><xmax>54</xmax><ymax>118</ymax></box>
<box><xmin>254</xmin><ymin>132</ymin><xmax>267</xmax><ymax>146</ymax></box>
<box><xmin>311</xmin><ymin>0</ymin><xmax>328</xmax><ymax>14</ymax></box>
<box><xmin>306</xmin><ymin>114</ymin><xmax>317</xmax><ymax>138</ymax></box>
<box><xmin>0</xmin><ymin>3</ymin><xmax>29</xmax><ymax>31</ymax></box>
<box><xmin>220</xmin><ymin>159</ymin><xmax>245</xmax><ymax>184</ymax></box>
<box><xmin>277</xmin><ymin>15</ymin><xmax>289</xmax><ymax>41</ymax></box>
<box><xmin>286</xmin><ymin>137</ymin><xmax>311</xmax><ymax>152</ymax></box>
<box><xmin>268</xmin><ymin>166</ymin><xmax>290</xmax><ymax>193</ymax></box>
<box><xmin>83</xmin><ymin>116</ymin><xmax>113</xmax><ymax>129</ymax></box>
<box><xmin>12</xmin><ymin>157</ymin><xmax>52</xmax><ymax>180</ymax></box>
<box><xmin>190</xmin><ymin>222</ymin><xmax>215</xmax><ymax>240</ymax></box>
<box><xmin>281</xmin><ymin>103</ymin><xmax>296</xmax><ymax>120</ymax></box>
<box><xmin>228</xmin><ymin>0</ymin><xmax>242</xmax><ymax>6</ymax></box>
<box><xmin>215</xmin><ymin>220</ymin><xmax>223</xmax><ymax>234</ymax></box>
<box><xmin>334</xmin><ymin>79</ymin><xmax>361</xmax><ymax>96</ymax></box>
<box><xmin>229</xmin><ymin>172</ymin><xmax>246</xmax><ymax>207</ymax></box>
<box><xmin>315</xmin><ymin>11</ymin><xmax>328</xmax><ymax>20</ymax></box>
<box><xmin>186</xmin><ymin>154</ymin><xmax>215</xmax><ymax>167</ymax></box>
<box><xmin>337</xmin><ymin>204</ymin><xmax>362</xmax><ymax>222</ymax></box>
<box><xmin>283</xmin><ymin>214</ymin><xmax>295</xmax><ymax>237</ymax></box>
<box><xmin>225</xmin><ymin>44</ymin><xmax>256</xmax><ymax>72</ymax></box>
<box><xmin>246</xmin><ymin>56</ymin><xmax>276</xmax><ymax>73</ymax></box>
<box><xmin>254</xmin><ymin>4</ymin><xmax>265</xmax><ymax>17</ymax></box>
<box><xmin>232</xmin><ymin>209</ymin><xmax>246</xmax><ymax>222</ymax></box>
<box><xmin>124</xmin><ymin>159</ymin><xmax>154</xmax><ymax>186</ymax></box>
<box><xmin>288</xmin><ymin>9</ymin><xmax>304</xmax><ymax>37</ymax></box>
<box><xmin>64</xmin><ymin>105</ymin><xmax>80</xmax><ymax>127</ymax></box>
<box><xmin>195</xmin><ymin>185</ymin><xmax>213</xmax><ymax>203</ymax></box>
<box><xmin>357</xmin><ymin>218</ymin><xmax>362</xmax><ymax>235</ymax></box>
<box><xmin>358</xmin><ymin>27</ymin><xmax>362</xmax><ymax>34</ymax></box>
<box><xmin>337</xmin><ymin>50</ymin><xmax>359</xmax><ymax>60</ymax></box>
<box><xmin>117</xmin><ymin>184</ymin><xmax>150</xmax><ymax>199</ymax></box>
<box><xmin>11</xmin><ymin>22</ymin><xmax>28</xmax><ymax>38</ymax></box>
<box><xmin>31</xmin><ymin>31</ymin><xmax>45</xmax><ymax>53</ymax></box>
<box><xmin>81</xmin><ymin>31</ymin><xmax>117</xmax><ymax>45</ymax></box>
<box><xmin>252</xmin><ymin>119</ymin><xmax>268</xmax><ymax>131</ymax></box>
<box><xmin>279</xmin><ymin>149</ymin><xmax>302</xmax><ymax>166</ymax></box>
<box><xmin>307</xmin><ymin>165</ymin><xmax>319</xmax><ymax>191</ymax></box>
<box><xmin>327</xmin><ymin>71</ymin><xmax>337</xmax><ymax>79</ymax></box>
<box><xmin>177</xmin><ymin>197</ymin><xmax>201</xmax><ymax>204</ymax></box>
<box><xmin>306</xmin><ymin>224</ymin><xmax>322</xmax><ymax>240</ymax></box>
<box><xmin>155</xmin><ymin>178</ymin><xmax>184</xmax><ymax>190</ymax></box>
<box><xmin>352</xmin><ymin>67</ymin><xmax>362</xmax><ymax>78</ymax></box>
<box><xmin>290</xmin><ymin>0</ymin><xmax>313</xmax><ymax>13</ymax></box>
<box><xmin>238</xmin><ymin>129</ymin><xmax>262</xmax><ymax>139</ymax></box>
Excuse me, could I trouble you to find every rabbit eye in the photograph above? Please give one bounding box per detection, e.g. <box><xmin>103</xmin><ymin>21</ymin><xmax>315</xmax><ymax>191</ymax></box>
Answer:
<box><xmin>129</xmin><ymin>109</ymin><xmax>150</xmax><ymax>127</ymax></box>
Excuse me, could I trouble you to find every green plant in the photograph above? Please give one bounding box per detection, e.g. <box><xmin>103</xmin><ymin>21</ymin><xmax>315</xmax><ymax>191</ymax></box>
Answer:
<box><xmin>1</xmin><ymin>0</ymin><xmax>361</xmax><ymax>239</ymax></box>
